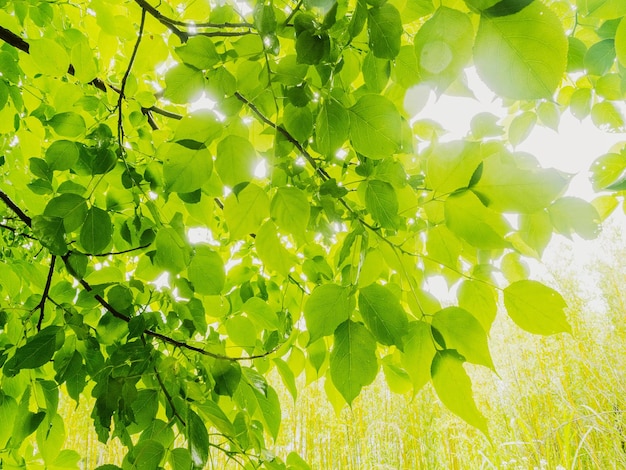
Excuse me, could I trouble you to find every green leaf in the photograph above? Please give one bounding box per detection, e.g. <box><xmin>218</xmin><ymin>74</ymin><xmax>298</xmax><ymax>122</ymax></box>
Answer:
<box><xmin>584</xmin><ymin>39</ymin><xmax>615</xmax><ymax>76</ymax></box>
<box><xmin>215</xmin><ymin>135</ymin><xmax>257</xmax><ymax>187</ymax></box>
<box><xmin>315</xmin><ymin>101</ymin><xmax>350</xmax><ymax>158</ymax></box>
<box><xmin>591</xmin><ymin>101</ymin><xmax>625</xmax><ymax>131</ymax></box>
<box><xmin>274</xmin><ymin>358</ymin><xmax>298</xmax><ymax>400</ymax></box>
<box><xmin>364</xmin><ymin>179</ymin><xmax>399</xmax><ymax>229</ymax></box>
<box><xmin>130</xmin><ymin>439</ymin><xmax>165</xmax><ymax>470</ymax></box>
<box><xmin>470</xmin><ymin>112</ymin><xmax>504</xmax><ymax>139</ymax></box>
<box><xmin>414</xmin><ymin>7</ymin><xmax>474</xmax><ymax>90</ymax></box>
<box><xmin>427</xmin><ymin>141</ymin><xmax>482</xmax><ymax>195</ymax></box>
<box><xmin>304</xmin><ymin>284</ymin><xmax>355</xmax><ymax>343</ymax></box>
<box><xmin>270</xmin><ymin>187</ymin><xmax>310</xmax><ymax>238</ymax></box>
<box><xmin>80</xmin><ymin>207</ymin><xmax>112</xmax><ymax>253</ymax></box>
<box><xmin>590</xmin><ymin>151</ymin><xmax>626</xmax><ymax>190</ymax></box>
<box><xmin>431</xmin><ymin>350</ymin><xmax>489</xmax><ymax>436</ymax></box>
<box><xmin>444</xmin><ymin>190</ymin><xmax>511</xmax><ymax>249</ymax></box>
<box><xmin>45</xmin><ymin>140</ymin><xmax>80</xmax><ymax>171</ymax></box>
<box><xmin>503</xmin><ymin>280</ymin><xmax>571</xmax><ymax>335</ymax></box>
<box><xmin>223</xmin><ymin>183</ymin><xmax>270</xmax><ymax>238</ymax></box>
<box><xmin>253</xmin><ymin>385</ymin><xmax>282</xmax><ymax>440</ymax></box>
<box><xmin>616</xmin><ymin>17</ymin><xmax>626</xmax><ymax>67</ymax></box>
<box><xmin>349</xmin><ymin>94</ymin><xmax>402</xmax><ymax>159</ymax></box>
<box><xmin>474</xmin><ymin>2</ymin><xmax>567</xmax><ymax>99</ymax></box>
<box><xmin>569</xmin><ymin>88</ymin><xmax>592</xmax><ymax>120</ymax></box>
<box><xmin>195</xmin><ymin>400</ymin><xmax>236</xmax><ymax>438</ymax></box>
<box><xmin>162</xmin><ymin>141</ymin><xmax>213</xmax><ymax>193</ymax></box>
<box><xmin>226</xmin><ymin>315</ymin><xmax>257</xmax><ymax>347</ymax></box>
<box><xmin>578</xmin><ymin>0</ymin><xmax>626</xmax><ymax>19</ymax></box>
<box><xmin>367</xmin><ymin>4</ymin><xmax>403</xmax><ymax>59</ymax></box>
<box><xmin>481</xmin><ymin>0</ymin><xmax>534</xmax><ymax>17</ymax></box>
<box><xmin>48</xmin><ymin>112</ymin><xmax>86</xmax><ymax>137</ymax></box>
<box><xmin>471</xmin><ymin>154</ymin><xmax>569</xmax><ymax>213</ymax></box>
<box><xmin>164</xmin><ymin>64</ymin><xmax>205</xmax><ymax>104</ymax></box>
<box><xmin>363</xmin><ymin>53</ymin><xmax>390</xmax><ymax>92</ymax></box>
<box><xmin>432</xmin><ymin>307</ymin><xmax>494</xmax><ymax>370</ymax></box>
<box><xmin>358</xmin><ymin>283</ymin><xmax>409</xmax><ymax>349</ymax></box>
<box><xmin>537</xmin><ymin>101</ymin><xmax>561</xmax><ymax>131</ymax></box>
<box><xmin>330</xmin><ymin>320</ymin><xmax>378</xmax><ymax>405</ymax></box>
<box><xmin>255</xmin><ymin>221</ymin><xmax>296</xmax><ymax>276</ymax></box>
<box><xmin>401</xmin><ymin>321</ymin><xmax>437</xmax><ymax>392</ymax></box>
<box><xmin>44</xmin><ymin>193</ymin><xmax>88</xmax><ymax>232</ymax></box>
<box><xmin>0</xmin><ymin>392</ymin><xmax>18</xmax><ymax>448</ymax></box>
<box><xmin>457</xmin><ymin>280</ymin><xmax>497</xmax><ymax>332</ymax></box>
<box><xmin>548</xmin><ymin>197</ymin><xmax>601</xmax><ymax>240</ymax></box>
<box><xmin>296</xmin><ymin>31</ymin><xmax>330</xmax><ymax>65</ymax></box>
<box><xmin>154</xmin><ymin>227</ymin><xmax>190</xmax><ymax>274</ymax></box>
<box><xmin>243</xmin><ymin>297</ymin><xmax>279</xmax><ymax>330</ymax></box>
<box><xmin>283</xmin><ymin>104</ymin><xmax>313</xmax><ymax>143</ymax></box>
<box><xmin>169</xmin><ymin>448</ymin><xmax>192</xmax><ymax>470</ymax></box>
<box><xmin>187</xmin><ymin>410</ymin><xmax>209</xmax><ymax>468</ymax></box>
<box><xmin>188</xmin><ymin>245</ymin><xmax>225</xmax><ymax>295</ymax></box>
<box><xmin>508</xmin><ymin>111</ymin><xmax>537</xmax><ymax>146</ymax></box>
<box><xmin>30</xmin><ymin>38</ymin><xmax>69</xmax><ymax>76</ymax></box>
<box><xmin>175</xmin><ymin>36</ymin><xmax>220</xmax><ymax>70</ymax></box>
<box><xmin>4</xmin><ymin>326</ymin><xmax>63</xmax><ymax>376</ymax></box>
<box><xmin>32</xmin><ymin>215</ymin><xmax>68</xmax><ymax>255</ymax></box>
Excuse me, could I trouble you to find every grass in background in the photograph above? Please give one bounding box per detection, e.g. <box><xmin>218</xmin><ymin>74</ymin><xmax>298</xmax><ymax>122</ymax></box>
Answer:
<box><xmin>62</xmin><ymin>221</ymin><xmax>626</xmax><ymax>469</ymax></box>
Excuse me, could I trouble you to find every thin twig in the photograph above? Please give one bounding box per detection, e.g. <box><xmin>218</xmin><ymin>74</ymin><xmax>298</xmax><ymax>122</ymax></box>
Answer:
<box><xmin>153</xmin><ymin>366</ymin><xmax>186</xmax><ymax>426</ymax></box>
<box><xmin>117</xmin><ymin>8</ymin><xmax>147</xmax><ymax>157</ymax></box>
<box><xmin>0</xmin><ymin>190</ymin><xmax>279</xmax><ymax>362</ymax></box>
<box><xmin>36</xmin><ymin>255</ymin><xmax>56</xmax><ymax>331</ymax></box>
<box><xmin>72</xmin><ymin>244</ymin><xmax>152</xmax><ymax>257</ymax></box>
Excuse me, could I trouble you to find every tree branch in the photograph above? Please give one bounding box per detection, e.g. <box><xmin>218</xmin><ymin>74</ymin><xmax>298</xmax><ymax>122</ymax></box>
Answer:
<box><xmin>117</xmin><ymin>8</ymin><xmax>147</xmax><ymax>180</ymax></box>
<box><xmin>0</xmin><ymin>189</ymin><xmax>279</xmax><ymax>362</ymax></box>
<box><xmin>234</xmin><ymin>92</ymin><xmax>332</xmax><ymax>182</ymax></box>
<box><xmin>0</xmin><ymin>25</ymin><xmax>29</xmax><ymax>52</ymax></box>
<box><xmin>0</xmin><ymin>190</ymin><xmax>32</xmax><ymax>227</ymax></box>
<box><xmin>36</xmin><ymin>255</ymin><xmax>56</xmax><ymax>331</ymax></box>
<box><xmin>132</xmin><ymin>0</ymin><xmax>189</xmax><ymax>42</ymax></box>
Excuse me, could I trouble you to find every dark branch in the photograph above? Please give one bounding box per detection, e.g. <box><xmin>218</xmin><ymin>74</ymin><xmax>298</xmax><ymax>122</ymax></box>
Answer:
<box><xmin>234</xmin><ymin>92</ymin><xmax>331</xmax><ymax>182</ymax></box>
<box><xmin>0</xmin><ymin>25</ymin><xmax>29</xmax><ymax>52</ymax></box>
<box><xmin>73</xmin><ymin>243</ymin><xmax>152</xmax><ymax>257</ymax></box>
<box><xmin>0</xmin><ymin>223</ymin><xmax>37</xmax><ymax>240</ymax></box>
<box><xmin>0</xmin><ymin>190</ymin><xmax>32</xmax><ymax>227</ymax></box>
<box><xmin>146</xmin><ymin>106</ymin><xmax>183</xmax><ymax>120</ymax></box>
<box><xmin>117</xmin><ymin>8</ymin><xmax>147</xmax><ymax>164</ymax></box>
<box><xmin>133</xmin><ymin>0</ymin><xmax>189</xmax><ymax>42</ymax></box>
<box><xmin>196</xmin><ymin>31</ymin><xmax>254</xmax><ymax>38</ymax></box>
<box><xmin>36</xmin><ymin>255</ymin><xmax>56</xmax><ymax>331</ymax></box>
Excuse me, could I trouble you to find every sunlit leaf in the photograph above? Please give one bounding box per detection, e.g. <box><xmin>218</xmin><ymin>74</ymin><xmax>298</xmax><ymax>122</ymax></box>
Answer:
<box><xmin>330</xmin><ymin>320</ymin><xmax>378</xmax><ymax>405</ymax></box>
<box><xmin>504</xmin><ymin>280</ymin><xmax>571</xmax><ymax>335</ymax></box>
<box><xmin>474</xmin><ymin>2</ymin><xmax>567</xmax><ymax>99</ymax></box>
<box><xmin>431</xmin><ymin>350</ymin><xmax>489</xmax><ymax>436</ymax></box>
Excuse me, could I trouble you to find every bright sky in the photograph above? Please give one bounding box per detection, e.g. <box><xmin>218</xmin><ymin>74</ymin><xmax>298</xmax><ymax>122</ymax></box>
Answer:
<box><xmin>415</xmin><ymin>69</ymin><xmax>626</xmax><ymax>299</ymax></box>
<box><xmin>416</xmin><ymin>69</ymin><xmax>626</xmax><ymax>200</ymax></box>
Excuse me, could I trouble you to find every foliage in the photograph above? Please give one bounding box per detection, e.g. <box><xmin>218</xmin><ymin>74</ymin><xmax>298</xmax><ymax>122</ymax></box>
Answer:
<box><xmin>0</xmin><ymin>0</ymin><xmax>619</xmax><ymax>467</ymax></box>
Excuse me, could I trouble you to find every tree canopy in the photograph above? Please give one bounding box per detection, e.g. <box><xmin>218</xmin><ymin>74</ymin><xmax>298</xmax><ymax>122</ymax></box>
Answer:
<box><xmin>0</xmin><ymin>0</ymin><xmax>624</xmax><ymax>468</ymax></box>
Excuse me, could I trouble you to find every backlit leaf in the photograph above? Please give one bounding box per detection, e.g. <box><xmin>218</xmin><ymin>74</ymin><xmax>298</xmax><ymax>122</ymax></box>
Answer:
<box><xmin>162</xmin><ymin>142</ymin><xmax>213</xmax><ymax>193</ymax></box>
<box><xmin>80</xmin><ymin>207</ymin><xmax>112</xmax><ymax>254</ymax></box>
<box><xmin>358</xmin><ymin>283</ymin><xmax>409</xmax><ymax>349</ymax></box>
<box><xmin>504</xmin><ymin>280</ymin><xmax>571</xmax><ymax>335</ymax></box>
<box><xmin>432</xmin><ymin>307</ymin><xmax>494</xmax><ymax>370</ymax></box>
<box><xmin>349</xmin><ymin>94</ymin><xmax>402</xmax><ymax>159</ymax></box>
<box><xmin>330</xmin><ymin>320</ymin><xmax>378</xmax><ymax>405</ymax></box>
<box><xmin>474</xmin><ymin>2</ymin><xmax>567</xmax><ymax>99</ymax></box>
<box><xmin>431</xmin><ymin>350</ymin><xmax>489</xmax><ymax>436</ymax></box>
<box><xmin>304</xmin><ymin>284</ymin><xmax>355</xmax><ymax>343</ymax></box>
<box><xmin>368</xmin><ymin>4</ymin><xmax>403</xmax><ymax>59</ymax></box>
